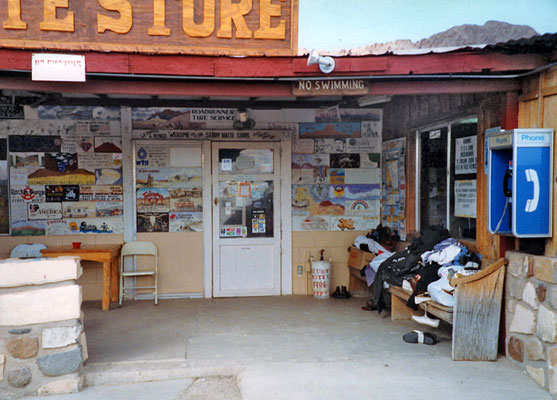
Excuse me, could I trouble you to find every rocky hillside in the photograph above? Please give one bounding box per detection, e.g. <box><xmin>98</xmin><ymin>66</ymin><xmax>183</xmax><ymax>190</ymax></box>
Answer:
<box><xmin>315</xmin><ymin>21</ymin><xmax>538</xmax><ymax>56</ymax></box>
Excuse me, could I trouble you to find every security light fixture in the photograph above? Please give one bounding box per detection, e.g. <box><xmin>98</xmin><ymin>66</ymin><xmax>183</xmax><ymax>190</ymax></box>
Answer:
<box><xmin>307</xmin><ymin>49</ymin><xmax>335</xmax><ymax>74</ymax></box>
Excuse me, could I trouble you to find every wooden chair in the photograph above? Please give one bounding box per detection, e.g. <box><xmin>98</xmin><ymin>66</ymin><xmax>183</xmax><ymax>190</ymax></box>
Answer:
<box><xmin>119</xmin><ymin>241</ymin><xmax>158</xmax><ymax>306</ymax></box>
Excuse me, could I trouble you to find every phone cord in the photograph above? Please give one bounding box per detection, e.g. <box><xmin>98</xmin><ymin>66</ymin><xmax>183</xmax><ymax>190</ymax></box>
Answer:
<box><xmin>494</xmin><ymin>197</ymin><xmax>510</xmax><ymax>233</ymax></box>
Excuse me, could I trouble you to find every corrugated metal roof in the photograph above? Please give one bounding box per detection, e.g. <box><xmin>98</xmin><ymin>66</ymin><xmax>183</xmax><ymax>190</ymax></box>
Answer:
<box><xmin>485</xmin><ymin>33</ymin><xmax>557</xmax><ymax>54</ymax></box>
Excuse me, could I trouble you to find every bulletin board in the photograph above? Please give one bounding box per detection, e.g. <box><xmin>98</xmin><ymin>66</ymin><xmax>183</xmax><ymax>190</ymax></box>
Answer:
<box><xmin>381</xmin><ymin>138</ymin><xmax>406</xmax><ymax>240</ymax></box>
<box><xmin>291</xmin><ymin>109</ymin><xmax>383</xmax><ymax>232</ymax></box>
<box><xmin>8</xmin><ymin>106</ymin><xmax>124</xmax><ymax>236</ymax></box>
<box><xmin>134</xmin><ymin>142</ymin><xmax>203</xmax><ymax>233</ymax></box>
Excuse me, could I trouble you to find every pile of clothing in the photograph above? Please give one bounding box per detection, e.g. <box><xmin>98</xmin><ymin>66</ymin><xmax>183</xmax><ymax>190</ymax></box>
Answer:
<box><xmin>358</xmin><ymin>225</ymin><xmax>482</xmax><ymax>313</ymax></box>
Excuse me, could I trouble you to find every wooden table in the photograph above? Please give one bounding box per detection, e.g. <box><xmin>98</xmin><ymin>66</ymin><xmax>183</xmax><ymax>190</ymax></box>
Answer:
<box><xmin>41</xmin><ymin>244</ymin><xmax>122</xmax><ymax>311</ymax></box>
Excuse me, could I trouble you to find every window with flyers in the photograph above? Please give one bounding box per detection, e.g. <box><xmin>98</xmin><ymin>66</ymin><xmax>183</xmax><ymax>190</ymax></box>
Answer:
<box><xmin>0</xmin><ymin>137</ymin><xmax>8</xmax><ymax>234</ymax></box>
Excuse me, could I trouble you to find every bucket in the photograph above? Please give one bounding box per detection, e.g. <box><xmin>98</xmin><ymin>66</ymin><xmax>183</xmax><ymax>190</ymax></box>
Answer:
<box><xmin>311</xmin><ymin>259</ymin><xmax>331</xmax><ymax>299</ymax></box>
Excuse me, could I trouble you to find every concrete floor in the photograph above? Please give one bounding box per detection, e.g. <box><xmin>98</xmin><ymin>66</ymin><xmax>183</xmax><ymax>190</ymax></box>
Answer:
<box><xmin>70</xmin><ymin>296</ymin><xmax>551</xmax><ymax>399</ymax></box>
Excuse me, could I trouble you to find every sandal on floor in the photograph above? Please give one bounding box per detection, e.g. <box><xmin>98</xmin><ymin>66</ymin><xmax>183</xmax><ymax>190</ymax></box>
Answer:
<box><xmin>403</xmin><ymin>330</ymin><xmax>438</xmax><ymax>345</ymax></box>
<box><xmin>361</xmin><ymin>299</ymin><xmax>378</xmax><ymax>311</ymax></box>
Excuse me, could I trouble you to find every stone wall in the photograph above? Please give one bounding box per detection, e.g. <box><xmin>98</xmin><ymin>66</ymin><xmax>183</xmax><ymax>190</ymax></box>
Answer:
<box><xmin>505</xmin><ymin>251</ymin><xmax>557</xmax><ymax>395</ymax></box>
<box><xmin>0</xmin><ymin>257</ymin><xmax>87</xmax><ymax>397</ymax></box>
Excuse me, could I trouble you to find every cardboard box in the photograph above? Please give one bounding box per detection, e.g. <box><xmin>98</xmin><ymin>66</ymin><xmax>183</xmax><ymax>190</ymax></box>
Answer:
<box><xmin>347</xmin><ymin>246</ymin><xmax>375</xmax><ymax>270</ymax></box>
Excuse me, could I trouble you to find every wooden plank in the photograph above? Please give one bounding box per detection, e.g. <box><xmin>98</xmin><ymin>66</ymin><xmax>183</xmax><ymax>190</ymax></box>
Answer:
<box><xmin>389</xmin><ymin>288</ymin><xmax>416</xmax><ymax>320</ymax></box>
<box><xmin>368</xmin><ymin>80</ymin><xmax>520</xmax><ymax>96</ymax></box>
<box><xmin>451</xmin><ymin>264</ymin><xmax>505</xmax><ymax>361</ymax></box>
<box><xmin>0</xmin><ymin>76</ymin><xmax>294</xmax><ymax>97</ymax></box>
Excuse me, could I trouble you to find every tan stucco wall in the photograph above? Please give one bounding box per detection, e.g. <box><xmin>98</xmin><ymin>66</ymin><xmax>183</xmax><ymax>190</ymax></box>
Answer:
<box><xmin>291</xmin><ymin>230</ymin><xmax>365</xmax><ymax>295</ymax></box>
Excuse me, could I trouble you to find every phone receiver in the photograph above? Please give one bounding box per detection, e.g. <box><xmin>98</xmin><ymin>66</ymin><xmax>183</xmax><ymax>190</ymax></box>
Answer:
<box><xmin>525</xmin><ymin>169</ymin><xmax>539</xmax><ymax>213</ymax></box>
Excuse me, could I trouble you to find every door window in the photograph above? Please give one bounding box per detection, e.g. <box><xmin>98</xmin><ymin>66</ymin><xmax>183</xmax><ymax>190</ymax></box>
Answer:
<box><xmin>218</xmin><ymin>180</ymin><xmax>274</xmax><ymax>238</ymax></box>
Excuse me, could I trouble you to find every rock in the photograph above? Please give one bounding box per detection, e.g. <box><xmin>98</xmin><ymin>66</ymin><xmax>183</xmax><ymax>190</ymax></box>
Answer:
<box><xmin>507</xmin><ymin>276</ymin><xmax>523</xmax><ymax>300</ymax></box>
<box><xmin>37</xmin><ymin>375</ymin><xmax>83</xmax><ymax>395</ymax></box>
<box><xmin>8</xmin><ymin>328</ymin><xmax>31</xmax><ymax>335</ymax></box>
<box><xmin>7</xmin><ymin>337</ymin><xmax>38</xmax><ymax>359</ymax></box>
<box><xmin>534</xmin><ymin>257</ymin><xmax>557</xmax><ymax>284</ymax></box>
<box><xmin>0</xmin><ymin>284</ymin><xmax>82</xmax><ymax>327</ymax></box>
<box><xmin>525</xmin><ymin>256</ymin><xmax>534</xmax><ymax>278</ymax></box>
<box><xmin>550</xmin><ymin>369</ymin><xmax>557</xmax><ymax>395</ymax></box>
<box><xmin>7</xmin><ymin>365</ymin><xmax>32</xmax><ymax>388</ymax></box>
<box><xmin>37</xmin><ymin>346</ymin><xmax>83</xmax><ymax>377</ymax></box>
<box><xmin>80</xmin><ymin>332</ymin><xmax>88</xmax><ymax>362</ymax></box>
<box><xmin>526</xmin><ymin>366</ymin><xmax>545</xmax><ymax>388</ymax></box>
<box><xmin>507</xmin><ymin>252</ymin><xmax>525</xmax><ymax>277</ymax></box>
<box><xmin>550</xmin><ymin>347</ymin><xmax>557</xmax><ymax>367</ymax></box>
<box><xmin>508</xmin><ymin>336</ymin><xmax>524</xmax><ymax>362</ymax></box>
<box><xmin>537</xmin><ymin>305</ymin><xmax>557</xmax><ymax>343</ymax></box>
<box><xmin>509</xmin><ymin>303</ymin><xmax>536</xmax><ymax>334</ymax></box>
<box><xmin>537</xmin><ymin>284</ymin><xmax>547</xmax><ymax>303</ymax></box>
<box><xmin>42</xmin><ymin>323</ymin><xmax>81</xmax><ymax>349</ymax></box>
<box><xmin>522</xmin><ymin>282</ymin><xmax>539</xmax><ymax>310</ymax></box>
<box><xmin>0</xmin><ymin>257</ymin><xmax>81</xmax><ymax>288</ymax></box>
<box><xmin>550</xmin><ymin>286</ymin><xmax>557</xmax><ymax>310</ymax></box>
<box><xmin>525</xmin><ymin>338</ymin><xmax>545</xmax><ymax>361</ymax></box>
<box><xmin>0</xmin><ymin>354</ymin><xmax>4</xmax><ymax>382</ymax></box>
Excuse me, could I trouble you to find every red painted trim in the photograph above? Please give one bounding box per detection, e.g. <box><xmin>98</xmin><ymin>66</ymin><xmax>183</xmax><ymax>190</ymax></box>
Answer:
<box><xmin>0</xmin><ymin>76</ymin><xmax>521</xmax><ymax>97</ymax></box>
<box><xmin>0</xmin><ymin>76</ymin><xmax>294</xmax><ymax>97</ymax></box>
<box><xmin>501</xmin><ymin>91</ymin><xmax>519</xmax><ymax>129</ymax></box>
<box><xmin>0</xmin><ymin>49</ymin><xmax>546</xmax><ymax>78</ymax></box>
<box><xmin>368</xmin><ymin>80</ymin><xmax>521</xmax><ymax>95</ymax></box>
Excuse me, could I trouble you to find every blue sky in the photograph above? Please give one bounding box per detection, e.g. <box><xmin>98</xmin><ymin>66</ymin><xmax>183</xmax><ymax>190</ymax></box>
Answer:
<box><xmin>299</xmin><ymin>0</ymin><xmax>557</xmax><ymax>51</ymax></box>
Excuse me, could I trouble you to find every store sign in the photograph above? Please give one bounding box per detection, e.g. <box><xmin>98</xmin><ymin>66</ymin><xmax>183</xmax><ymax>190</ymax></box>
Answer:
<box><xmin>0</xmin><ymin>0</ymin><xmax>298</xmax><ymax>56</ymax></box>
<box><xmin>293</xmin><ymin>80</ymin><xmax>369</xmax><ymax>96</ymax></box>
<box><xmin>32</xmin><ymin>54</ymin><xmax>85</xmax><ymax>82</ymax></box>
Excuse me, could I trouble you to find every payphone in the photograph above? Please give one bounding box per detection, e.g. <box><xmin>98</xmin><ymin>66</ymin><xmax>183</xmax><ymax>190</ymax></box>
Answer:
<box><xmin>488</xmin><ymin>129</ymin><xmax>553</xmax><ymax>237</ymax></box>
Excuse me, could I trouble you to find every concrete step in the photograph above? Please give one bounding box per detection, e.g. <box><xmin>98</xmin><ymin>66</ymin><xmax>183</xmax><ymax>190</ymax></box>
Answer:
<box><xmin>84</xmin><ymin>359</ymin><xmax>241</xmax><ymax>386</ymax></box>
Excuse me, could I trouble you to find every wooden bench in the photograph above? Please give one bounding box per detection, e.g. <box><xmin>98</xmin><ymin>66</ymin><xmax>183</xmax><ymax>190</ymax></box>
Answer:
<box><xmin>388</xmin><ymin>258</ymin><xmax>507</xmax><ymax>361</ymax></box>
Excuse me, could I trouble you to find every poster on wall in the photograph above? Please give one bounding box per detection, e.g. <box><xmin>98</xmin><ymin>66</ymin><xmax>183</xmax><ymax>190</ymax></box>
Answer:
<box><xmin>45</xmin><ymin>185</ymin><xmax>79</xmax><ymax>202</ymax></box>
<box><xmin>80</xmin><ymin>185</ymin><xmax>123</xmax><ymax>201</ymax></box>
<box><xmin>169</xmin><ymin>212</ymin><xmax>202</xmax><ymax>232</ymax></box>
<box><xmin>381</xmin><ymin>138</ymin><xmax>406</xmax><ymax>240</ymax></box>
<box><xmin>454</xmin><ymin>180</ymin><xmax>477</xmax><ymax>218</ymax></box>
<box><xmin>292</xmin><ymin>215</ymin><xmax>331</xmax><ymax>231</ymax></box>
<box><xmin>136</xmin><ymin>188</ymin><xmax>170</xmax><ymax>213</ymax></box>
<box><xmin>28</xmin><ymin>203</ymin><xmax>63</xmax><ymax>220</ymax></box>
<box><xmin>38</xmin><ymin>106</ymin><xmax>120</xmax><ymax>121</ymax></box>
<box><xmin>94</xmin><ymin>137</ymin><xmax>122</xmax><ymax>153</ymax></box>
<box><xmin>292</xmin><ymin>184</ymin><xmax>344</xmax><ymax>216</ymax></box>
<box><xmin>455</xmin><ymin>136</ymin><xmax>477</xmax><ymax>175</ymax></box>
<box><xmin>330</xmin><ymin>215</ymin><xmax>380</xmax><ymax>231</ymax></box>
<box><xmin>137</xmin><ymin>212</ymin><xmax>169</xmax><ymax>232</ymax></box>
<box><xmin>11</xmin><ymin>220</ymin><xmax>46</xmax><ymax>236</ymax></box>
<box><xmin>330</xmin><ymin>154</ymin><xmax>360</xmax><ymax>169</ymax></box>
<box><xmin>136</xmin><ymin>168</ymin><xmax>202</xmax><ymax>188</ymax></box>
<box><xmin>299</xmin><ymin>122</ymin><xmax>361</xmax><ymax>139</ymax></box>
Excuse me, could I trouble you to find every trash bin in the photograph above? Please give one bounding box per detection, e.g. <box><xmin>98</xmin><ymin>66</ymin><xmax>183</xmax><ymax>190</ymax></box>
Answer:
<box><xmin>311</xmin><ymin>258</ymin><xmax>331</xmax><ymax>299</ymax></box>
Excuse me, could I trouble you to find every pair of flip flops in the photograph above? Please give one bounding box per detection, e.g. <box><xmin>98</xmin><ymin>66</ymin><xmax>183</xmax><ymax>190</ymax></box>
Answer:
<box><xmin>402</xmin><ymin>330</ymin><xmax>438</xmax><ymax>345</ymax></box>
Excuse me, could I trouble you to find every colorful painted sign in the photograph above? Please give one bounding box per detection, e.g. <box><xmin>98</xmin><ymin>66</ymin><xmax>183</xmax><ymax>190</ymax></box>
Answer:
<box><xmin>28</xmin><ymin>202</ymin><xmax>63</xmax><ymax>220</ymax></box>
<box><xmin>299</xmin><ymin>123</ymin><xmax>361</xmax><ymax>139</ymax></box>
<box><xmin>169</xmin><ymin>212</ymin><xmax>203</xmax><ymax>232</ymax></box>
<box><xmin>45</xmin><ymin>185</ymin><xmax>79</xmax><ymax>202</ymax></box>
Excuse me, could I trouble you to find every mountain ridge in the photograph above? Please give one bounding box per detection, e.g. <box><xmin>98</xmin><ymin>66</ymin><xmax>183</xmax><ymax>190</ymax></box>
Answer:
<box><xmin>301</xmin><ymin>21</ymin><xmax>538</xmax><ymax>56</ymax></box>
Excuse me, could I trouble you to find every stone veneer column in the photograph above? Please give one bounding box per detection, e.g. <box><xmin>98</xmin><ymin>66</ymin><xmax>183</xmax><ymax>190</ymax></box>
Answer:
<box><xmin>505</xmin><ymin>251</ymin><xmax>557</xmax><ymax>395</ymax></box>
<box><xmin>0</xmin><ymin>257</ymin><xmax>88</xmax><ymax>397</ymax></box>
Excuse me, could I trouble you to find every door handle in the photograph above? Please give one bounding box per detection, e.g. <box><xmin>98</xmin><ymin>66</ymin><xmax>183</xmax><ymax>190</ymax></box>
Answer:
<box><xmin>214</xmin><ymin>197</ymin><xmax>218</xmax><ymax>206</ymax></box>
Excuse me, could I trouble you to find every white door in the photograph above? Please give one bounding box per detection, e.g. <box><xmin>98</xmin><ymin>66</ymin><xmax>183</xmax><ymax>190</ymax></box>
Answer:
<box><xmin>212</xmin><ymin>142</ymin><xmax>281</xmax><ymax>297</ymax></box>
